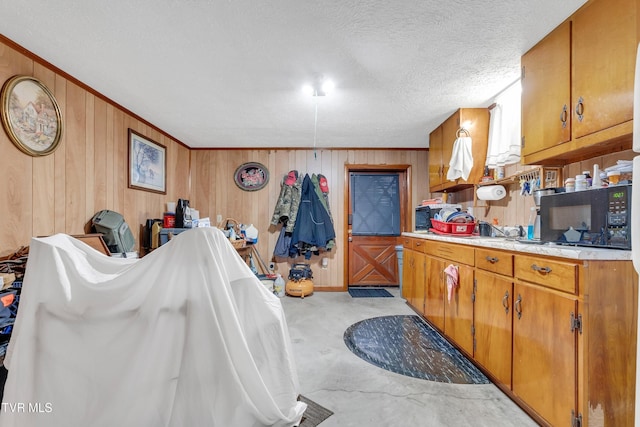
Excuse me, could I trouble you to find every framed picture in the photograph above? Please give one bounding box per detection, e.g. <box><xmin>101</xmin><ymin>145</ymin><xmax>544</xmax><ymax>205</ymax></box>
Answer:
<box><xmin>128</xmin><ymin>129</ymin><xmax>166</xmax><ymax>194</ymax></box>
<box><xmin>234</xmin><ymin>162</ymin><xmax>269</xmax><ymax>191</ymax></box>
<box><xmin>0</xmin><ymin>75</ymin><xmax>63</xmax><ymax>156</ymax></box>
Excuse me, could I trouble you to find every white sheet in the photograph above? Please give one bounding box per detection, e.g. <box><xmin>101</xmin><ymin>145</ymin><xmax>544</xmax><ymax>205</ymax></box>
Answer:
<box><xmin>2</xmin><ymin>228</ymin><xmax>306</xmax><ymax>426</ymax></box>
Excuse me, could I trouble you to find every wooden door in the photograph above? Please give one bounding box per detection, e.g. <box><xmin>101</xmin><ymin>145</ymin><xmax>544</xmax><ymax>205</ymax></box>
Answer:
<box><xmin>428</xmin><ymin>125</ymin><xmax>444</xmax><ymax>191</ymax></box>
<box><xmin>512</xmin><ymin>281</ymin><xmax>577</xmax><ymax>426</ymax></box>
<box><xmin>349</xmin><ymin>236</ymin><xmax>399</xmax><ymax>286</ymax></box>
<box><xmin>474</xmin><ymin>270</ymin><xmax>513</xmax><ymax>389</ymax></box>
<box><xmin>443</xmin><ymin>263</ymin><xmax>474</xmax><ymax>355</ymax></box>
<box><xmin>346</xmin><ymin>167</ymin><xmax>409</xmax><ymax>288</ymax></box>
<box><xmin>521</xmin><ymin>20</ymin><xmax>571</xmax><ymax>156</ymax></box>
<box><xmin>424</xmin><ymin>256</ymin><xmax>445</xmax><ymax>331</ymax></box>
<box><xmin>572</xmin><ymin>0</ymin><xmax>636</xmax><ymax>139</ymax></box>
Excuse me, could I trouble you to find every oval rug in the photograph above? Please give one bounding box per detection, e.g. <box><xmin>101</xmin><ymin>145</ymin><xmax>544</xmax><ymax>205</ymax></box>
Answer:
<box><xmin>343</xmin><ymin>315</ymin><xmax>489</xmax><ymax>384</ymax></box>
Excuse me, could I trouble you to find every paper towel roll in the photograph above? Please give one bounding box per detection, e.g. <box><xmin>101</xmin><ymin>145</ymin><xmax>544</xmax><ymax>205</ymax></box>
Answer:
<box><xmin>476</xmin><ymin>185</ymin><xmax>506</xmax><ymax>201</ymax></box>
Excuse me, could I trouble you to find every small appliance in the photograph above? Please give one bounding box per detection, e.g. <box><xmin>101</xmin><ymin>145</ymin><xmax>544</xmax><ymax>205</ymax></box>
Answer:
<box><xmin>539</xmin><ymin>184</ymin><xmax>631</xmax><ymax>249</ymax></box>
<box><xmin>415</xmin><ymin>203</ymin><xmax>461</xmax><ymax>231</ymax></box>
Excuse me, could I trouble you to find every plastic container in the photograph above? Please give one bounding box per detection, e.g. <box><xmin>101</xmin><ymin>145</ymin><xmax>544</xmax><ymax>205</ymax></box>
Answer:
<box><xmin>565</xmin><ymin>178</ymin><xmax>575</xmax><ymax>193</ymax></box>
<box><xmin>575</xmin><ymin>175</ymin><xmax>588</xmax><ymax>191</ymax></box>
<box><xmin>274</xmin><ymin>274</ymin><xmax>285</xmax><ymax>298</ymax></box>
<box><xmin>607</xmin><ymin>171</ymin><xmax>621</xmax><ymax>185</ymax></box>
<box><xmin>430</xmin><ymin>219</ymin><xmax>475</xmax><ymax>235</ymax></box>
<box><xmin>527</xmin><ymin>207</ymin><xmax>536</xmax><ymax>240</ymax></box>
<box><xmin>582</xmin><ymin>171</ymin><xmax>592</xmax><ymax>187</ymax></box>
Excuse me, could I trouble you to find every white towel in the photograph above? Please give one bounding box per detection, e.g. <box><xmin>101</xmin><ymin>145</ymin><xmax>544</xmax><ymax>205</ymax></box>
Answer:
<box><xmin>485</xmin><ymin>82</ymin><xmax>521</xmax><ymax>168</ymax></box>
<box><xmin>447</xmin><ymin>136</ymin><xmax>473</xmax><ymax>181</ymax></box>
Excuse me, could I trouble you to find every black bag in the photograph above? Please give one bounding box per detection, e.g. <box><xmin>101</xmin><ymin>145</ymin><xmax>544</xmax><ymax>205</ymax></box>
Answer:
<box><xmin>288</xmin><ymin>263</ymin><xmax>313</xmax><ymax>281</ymax></box>
<box><xmin>175</xmin><ymin>199</ymin><xmax>192</xmax><ymax>228</ymax></box>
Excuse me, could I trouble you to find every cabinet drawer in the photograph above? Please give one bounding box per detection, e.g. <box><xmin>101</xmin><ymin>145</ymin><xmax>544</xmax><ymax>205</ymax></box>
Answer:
<box><xmin>514</xmin><ymin>255</ymin><xmax>577</xmax><ymax>293</ymax></box>
<box><xmin>424</xmin><ymin>241</ymin><xmax>474</xmax><ymax>265</ymax></box>
<box><xmin>476</xmin><ymin>248</ymin><xmax>513</xmax><ymax>276</ymax></box>
<box><xmin>401</xmin><ymin>237</ymin><xmax>413</xmax><ymax>249</ymax></box>
<box><xmin>412</xmin><ymin>238</ymin><xmax>427</xmax><ymax>253</ymax></box>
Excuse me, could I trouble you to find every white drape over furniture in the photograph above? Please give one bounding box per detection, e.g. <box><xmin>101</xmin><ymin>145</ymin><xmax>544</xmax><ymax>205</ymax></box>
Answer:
<box><xmin>485</xmin><ymin>81</ymin><xmax>522</xmax><ymax>168</ymax></box>
<box><xmin>3</xmin><ymin>228</ymin><xmax>306</xmax><ymax>427</ymax></box>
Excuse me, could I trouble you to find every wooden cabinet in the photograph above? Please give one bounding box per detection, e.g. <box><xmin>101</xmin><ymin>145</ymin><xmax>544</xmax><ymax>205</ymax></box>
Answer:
<box><xmin>512</xmin><ymin>281</ymin><xmax>578</xmax><ymax>427</ymax></box>
<box><xmin>521</xmin><ymin>20</ymin><xmax>571</xmax><ymax>157</ymax></box>
<box><xmin>422</xmin><ymin>240</ymin><xmax>475</xmax><ymax>355</ymax></box>
<box><xmin>401</xmin><ymin>237</ymin><xmax>415</xmax><ymax>301</ymax></box>
<box><xmin>521</xmin><ymin>0</ymin><xmax>638</xmax><ymax>165</ymax></box>
<box><xmin>473</xmin><ymin>248</ymin><xmax>513</xmax><ymax>390</ymax></box>
<box><xmin>428</xmin><ymin>125</ymin><xmax>445</xmax><ymax>190</ymax></box>
<box><xmin>428</xmin><ymin>108</ymin><xmax>489</xmax><ymax>193</ymax></box>
<box><xmin>402</xmin><ymin>234</ymin><xmax>638</xmax><ymax>426</ymax></box>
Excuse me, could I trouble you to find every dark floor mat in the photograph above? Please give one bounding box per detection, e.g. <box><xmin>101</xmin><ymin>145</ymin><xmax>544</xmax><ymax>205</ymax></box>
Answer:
<box><xmin>343</xmin><ymin>315</ymin><xmax>489</xmax><ymax>384</ymax></box>
<box><xmin>348</xmin><ymin>288</ymin><xmax>394</xmax><ymax>298</ymax></box>
<box><xmin>298</xmin><ymin>395</ymin><xmax>333</xmax><ymax>426</ymax></box>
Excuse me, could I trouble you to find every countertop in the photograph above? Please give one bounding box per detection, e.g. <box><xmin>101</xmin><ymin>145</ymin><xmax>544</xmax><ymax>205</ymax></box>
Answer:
<box><xmin>402</xmin><ymin>232</ymin><xmax>632</xmax><ymax>261</ymax></box>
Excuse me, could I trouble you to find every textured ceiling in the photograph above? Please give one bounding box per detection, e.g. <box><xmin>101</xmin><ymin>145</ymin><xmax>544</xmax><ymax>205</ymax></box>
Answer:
<box><xmin>0</xmin><ymin>0</ymin><xmax>586</xmax><ymax>148</ymax></box>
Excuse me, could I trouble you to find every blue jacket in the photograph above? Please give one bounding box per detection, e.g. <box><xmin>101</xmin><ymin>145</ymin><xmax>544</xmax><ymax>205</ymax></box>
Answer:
<box><xmin>290</xmin><ymin>174</ymin><xmax>336</xmax><ymax>256</ymax></box>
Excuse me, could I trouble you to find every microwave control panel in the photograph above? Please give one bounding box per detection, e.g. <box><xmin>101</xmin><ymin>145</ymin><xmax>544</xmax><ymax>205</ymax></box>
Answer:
<box><xmin>607</xmin><ymin>188</ymin><xmax>628</xmax><ymax>226</ymax></box>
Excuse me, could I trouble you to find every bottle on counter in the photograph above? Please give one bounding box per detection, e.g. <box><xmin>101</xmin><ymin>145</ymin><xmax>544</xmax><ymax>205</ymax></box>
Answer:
<box><xmin>582</xmin><ymin>171</ymin><xmax>592</xmax><ymax>187</ymax></box>
<box><xmin>274</xmin><ymin>273</ymin><xmax>285</xmax><ymax>298</ymax></box>
<box><xmin>527</xmin><ymin>207</ymin><xmax>536</xmax><ymax>240</ymax></box>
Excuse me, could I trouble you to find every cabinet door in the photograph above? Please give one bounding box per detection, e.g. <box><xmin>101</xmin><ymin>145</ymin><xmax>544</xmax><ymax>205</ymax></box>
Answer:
<box><xmin>425</xmin><ymin>256</ymin><xmax>445</xmax><ymax>331</ymax></box>
<box><xmin>572</xmin><ymin>0</ymin><xmax>636</xmax><ymax>139</ymax></box>
<box><xmin>474</xmin><ymin>270</ymin><xmax>513</xmax><ymax>389</ymax></box>
<box><xmin>513</xmin><ymin>281</ymin><xmax>577</xmax><ymax>427</ymax></box>
<box><xmin>443</xmin><ymin>263</ymin><xmax>474</xmax><ymax>355</ymax></box>
<box><xmin>412</xmin><ymin>251</ymin><xmax>426</xmax><ymax>314</ymax></box>
<box><xmin>402</xmin><ymin>248</ymin><xmax>415</xmax><ymax>301</ymax></box>
<box><xmin>521</xmin><ymin>21</ymin><xmax>571</xmax><ymax>156</ymax></box>
<box><xmin>428</xmin><ymin>125</ymin><xmax>444</xmax><ymax>191</ymax></box>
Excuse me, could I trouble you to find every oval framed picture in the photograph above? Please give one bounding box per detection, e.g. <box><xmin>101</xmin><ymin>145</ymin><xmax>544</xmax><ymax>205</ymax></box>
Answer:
<box><xmin>234</xmin><ymin>162</ymin><xmax>269</xmax><ymax>191</ymax></box>
<box><xmin>0</xmin><ymin>75</ymin><xmax>63</xmax><ymax>156</ymax></box>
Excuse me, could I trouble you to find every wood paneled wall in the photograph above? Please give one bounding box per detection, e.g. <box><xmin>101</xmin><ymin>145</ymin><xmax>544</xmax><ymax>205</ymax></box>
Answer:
<box><xmin>191</xmin><ymin>149</ymin><xmax>429</xmax><ymax>290</ymax></box>
<box><xmin>0</xmin><ymin>38</ymin><xmax>191</xmax><ymax>255</ymax></box>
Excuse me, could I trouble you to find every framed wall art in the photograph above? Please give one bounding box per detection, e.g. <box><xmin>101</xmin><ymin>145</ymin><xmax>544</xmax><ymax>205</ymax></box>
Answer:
<box><xmin>234</xmin><ymin>162</ymin><xmax>269</xmax><ymax>191</ymax></box>
<box><xmin>0</xmin><ymin>75</ymin><xmax>63</xmax><ymax>156</ymax></box>
<box><xmin>128</xmin><ymin>129</ymin><xmax>166</xmax><ymax>194</ymax></box>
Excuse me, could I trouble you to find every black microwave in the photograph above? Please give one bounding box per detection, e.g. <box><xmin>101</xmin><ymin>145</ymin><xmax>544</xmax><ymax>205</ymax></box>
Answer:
<box><xmin>539</xmin><ymin>184</ymin><xmax>631</xmax><ymax>249</ymax></box>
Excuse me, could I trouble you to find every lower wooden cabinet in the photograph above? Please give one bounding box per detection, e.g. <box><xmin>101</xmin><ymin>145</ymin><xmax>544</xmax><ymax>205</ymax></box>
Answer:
<box><xmin>473</xmin><ymin>269</ymin><xmax>513</xmax><ymax>389</ymax></box>
<box><xmin>512</xmin><ymin>281</ymin><xmax>578</xmax><ymax>427</ymax></box>
<box><xmin>403</xmin><ymin>236</ymin><xmax>638</xmax><ymax>426</ymax></box>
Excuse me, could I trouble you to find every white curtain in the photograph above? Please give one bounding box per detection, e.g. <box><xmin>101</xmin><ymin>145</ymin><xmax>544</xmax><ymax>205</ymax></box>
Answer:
<box><xmin>485</xmin><ymin>81</ymin><xmax>521</xmax><ymax>168</ymax></box>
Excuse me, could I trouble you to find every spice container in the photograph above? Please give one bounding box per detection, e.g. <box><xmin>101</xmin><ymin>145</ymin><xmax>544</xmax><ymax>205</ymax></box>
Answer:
<box><xmin>575</xmin><ymin>174</ymin><xmax>587</xmax><ymax>191</ymax></box>
<box><xmin>607</xmin><ymin>171</ymin><xmax>621</xmax><ymax>185</ymax></box>
<box><xmin>565</xmin><ymin>178</ymin><xmax>575</xmax><ymax>192</ymax></box>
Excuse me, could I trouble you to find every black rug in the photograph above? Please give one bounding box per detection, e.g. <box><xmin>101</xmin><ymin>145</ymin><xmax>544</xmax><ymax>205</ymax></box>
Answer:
<box><xmin>298</xmin><ymin>395</ymin><xmax>333</xmax><ymax>426</ymax></box>
<box><xmin>343</xmin><ymin>315</ymin><xmax>489</xmax><ymax>384</ymax></box>
<box><xmin>348</xmin><ymin>287</ymin><xmax>393</xmax><ymax>298</ymax></box>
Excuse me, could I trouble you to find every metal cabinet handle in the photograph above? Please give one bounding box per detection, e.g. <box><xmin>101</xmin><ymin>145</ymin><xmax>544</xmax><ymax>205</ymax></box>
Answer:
<box><xmin>502</xmin><ymin>291</ymin><xmax>510</xmax><ymax>314</ymax></box>
<box><xmin>515</xmin><ymin>294</ymin><xmax>522</xmax><ymax>319</ymax></box>
<box><xmin>575</xmin><ymin>97</ymin><xmax>584</xmax><ymax>122</ymax></box>
<box><xmin>485</xmin><ymin>256</ymin><xmax>499</xmax><ymax>264</ymax></box>
<box><xmin>531</xmin><ymin>264</ymin><xmax>552</xmax><ymax>274</ymax></box>
<box><xmin>560</xmin><ymin>104</ymin><xmax>568</xmax><ymax>128</ymax></box>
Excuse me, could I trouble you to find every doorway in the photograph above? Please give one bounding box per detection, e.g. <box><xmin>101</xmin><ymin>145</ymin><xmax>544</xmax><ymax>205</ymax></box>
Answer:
<box><xmin>345</xmin><ymin>165</ymin><xmax>411</xmax><ymax>289</ymax></box>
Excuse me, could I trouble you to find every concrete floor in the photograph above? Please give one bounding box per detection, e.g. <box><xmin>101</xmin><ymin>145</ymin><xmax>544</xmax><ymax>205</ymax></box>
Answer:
<box><xmin>281</xmin><ymin>288</ymin><xmax>538</xmax><ymax>427</ymax></box>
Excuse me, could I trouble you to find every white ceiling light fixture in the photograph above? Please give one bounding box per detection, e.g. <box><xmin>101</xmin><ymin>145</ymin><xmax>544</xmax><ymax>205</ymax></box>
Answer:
<box><xmin>302</xmin><ymin>74</ymin><xmax>334</xmax><ymax>97</ymax></box>
<box><xmin>302</xmin><ymin>74</ymin><xmax>335</xmax><ymax>157</ymax></box>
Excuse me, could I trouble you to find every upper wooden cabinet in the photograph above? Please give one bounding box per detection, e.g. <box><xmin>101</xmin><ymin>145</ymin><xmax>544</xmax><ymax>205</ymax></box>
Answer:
<box><xmin>521</xmin><ymin>21</ymin><xmax>572</xmax><ymax>158</ymax></box>
<box><xmin>428</xmin><ymin>108</ymin><xmax>489</xmax><ymax>192</ymax></box>
<box><xmin>521</xmin><ymin>0</ymin><xmax>638</xmax><ymax>165</ymax></box>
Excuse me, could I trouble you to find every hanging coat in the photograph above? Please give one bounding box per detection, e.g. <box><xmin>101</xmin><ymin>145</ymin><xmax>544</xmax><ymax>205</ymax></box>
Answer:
<box><xmin>270</xmin><ymin>172</ymin><xmax>302</xmax><ymax>233</ymax></box>
<box><xmin>290</xmin><ymin>174</ymin><xmax>336</xmax><ymax>256</ymax></box>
